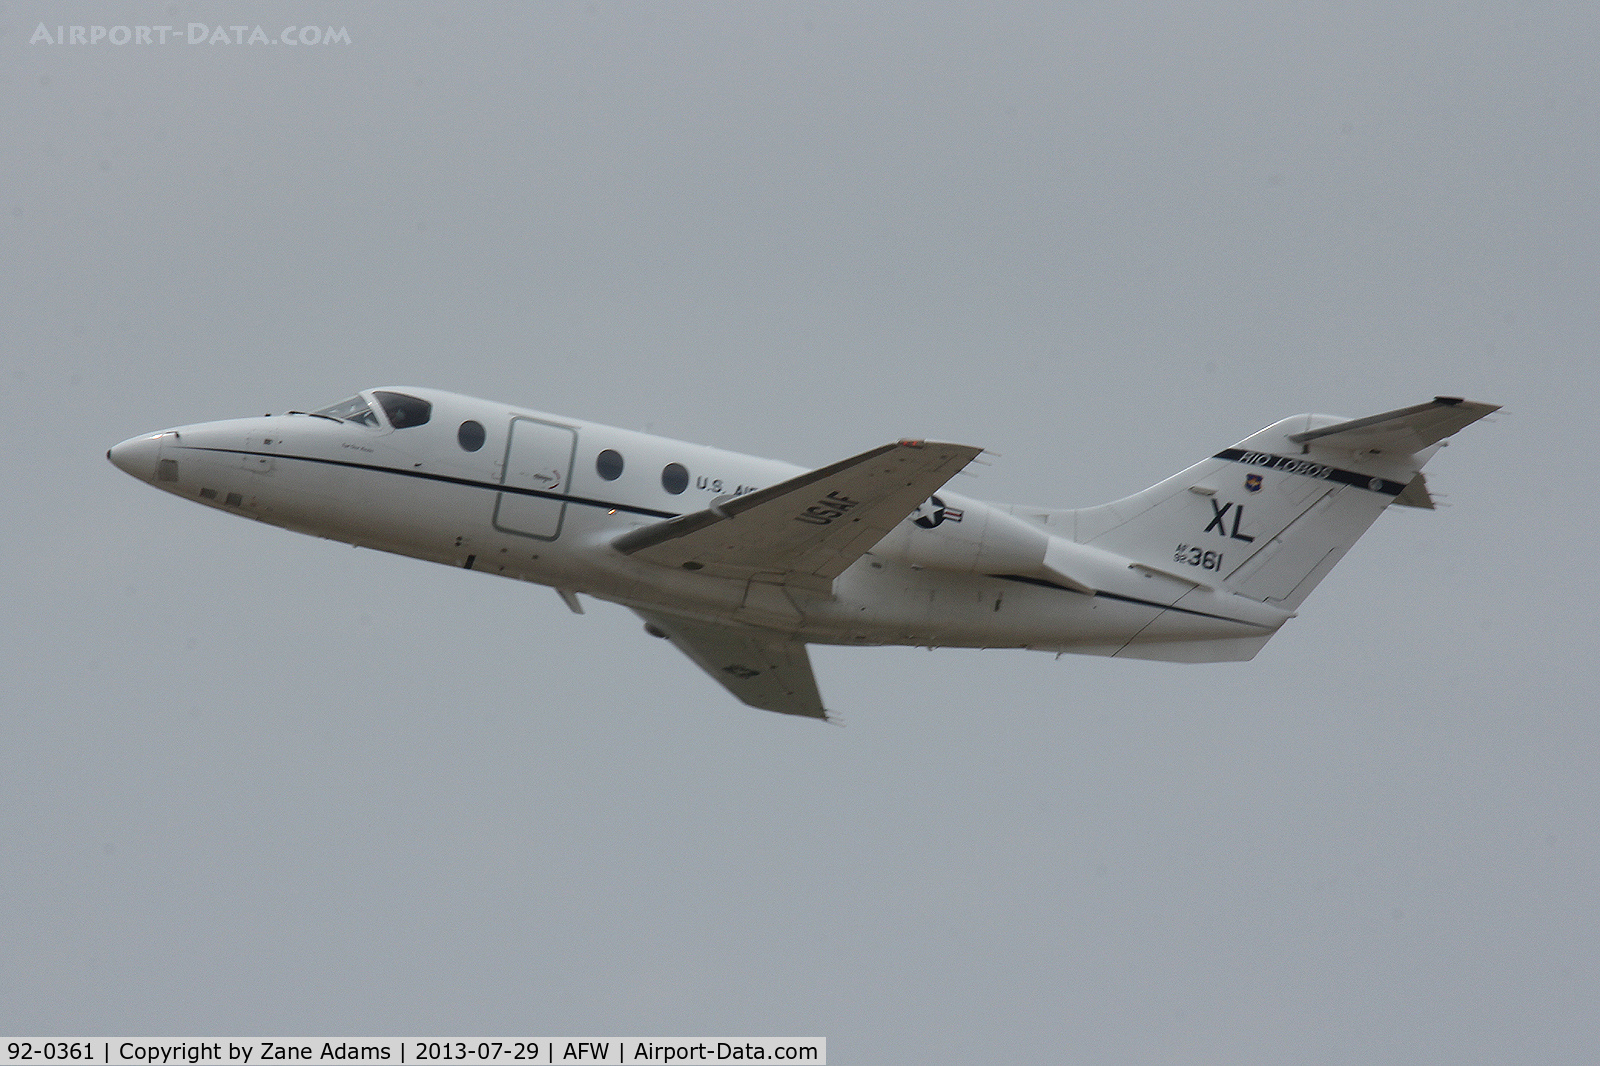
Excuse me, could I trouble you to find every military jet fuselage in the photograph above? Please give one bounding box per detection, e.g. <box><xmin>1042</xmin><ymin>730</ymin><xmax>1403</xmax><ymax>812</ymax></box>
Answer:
<box><xmin>110</xmin><ymin>388</ymin><xmax>1495</xmax><ymax>718</ymax></box>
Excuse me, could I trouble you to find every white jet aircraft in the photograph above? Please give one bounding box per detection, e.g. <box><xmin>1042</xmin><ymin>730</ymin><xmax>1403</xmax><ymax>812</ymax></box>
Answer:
<box><xmin>109</xmin><ymin>390</ymin><xmax>1496</xmax><ymax>720</ymax></box>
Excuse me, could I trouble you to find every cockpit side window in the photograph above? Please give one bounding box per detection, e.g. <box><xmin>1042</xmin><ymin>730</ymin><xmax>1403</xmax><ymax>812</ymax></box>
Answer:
<box><xmin>312</xmin><ymin>396</ymin><xmax>381</xmax><ymax>427</ymax></box>
<box><xmin>374</xmin><ymin>391</ymin><xmax>433</xmax><ymax>429</ymax></box>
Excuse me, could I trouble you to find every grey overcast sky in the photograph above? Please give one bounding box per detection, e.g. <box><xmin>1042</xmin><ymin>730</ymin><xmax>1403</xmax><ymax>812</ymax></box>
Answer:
<box><xmin>3</xmin><ymin>2</ymin><xmax>1596</xmax><ymax>1061</ymax></box>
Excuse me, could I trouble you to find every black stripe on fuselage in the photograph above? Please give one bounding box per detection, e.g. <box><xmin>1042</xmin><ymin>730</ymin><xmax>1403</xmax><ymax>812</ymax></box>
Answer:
<box><xmin>991</xmin><ymin>574</ymin><xmax>1275</xmax><ymax>629</ymax></box>
<box><xmin>179</xmin><ymin>446</ymin><xmax>682</xmax><ymax>520</ymax></box>
<box><xmin>1212</xmin><ymin>447</ymin><xmax>1407</xmax><ymax>496</ymax></box>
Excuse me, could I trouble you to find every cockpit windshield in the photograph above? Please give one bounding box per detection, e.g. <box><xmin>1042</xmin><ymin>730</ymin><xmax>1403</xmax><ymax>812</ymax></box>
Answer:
<box><xmin>311</xmin><ymin>395</ymin><xmax>382</xmax><ymax>427</ymax></box>
<box><xmin>374</xmin><ymin>391</ymin><xmax>433</xmax><ymax>429</ymax></box>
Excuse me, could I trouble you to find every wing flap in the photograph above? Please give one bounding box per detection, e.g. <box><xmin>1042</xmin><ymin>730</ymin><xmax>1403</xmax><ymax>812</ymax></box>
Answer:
<box><xmin>615</xmin><ymin>439</ymin><xmax>983</xmax><ymax>589</ymax></box>
<box><xmin>636</xmin><ymin>609</ymin><xmax>828</xmax><ymax>719</ymax></box>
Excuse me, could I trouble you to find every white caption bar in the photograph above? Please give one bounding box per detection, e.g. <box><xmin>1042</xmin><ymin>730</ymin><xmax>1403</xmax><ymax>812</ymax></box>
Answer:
<box><xmin>1</xmin><ymin>1041</ymin><xmax>824</xmax><ymax>1066</ymax></box>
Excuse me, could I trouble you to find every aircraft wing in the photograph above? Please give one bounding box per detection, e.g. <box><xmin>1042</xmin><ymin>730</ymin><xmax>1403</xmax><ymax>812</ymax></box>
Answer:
<box><xmin>634</xmin><ymin>609</ymin><xmax>828</xmax><ymax>719</ymax></box>
<box><xmin>613</xmin><ymin>439</ymin><xmax>983</xmax><ymax>592</ymax></box>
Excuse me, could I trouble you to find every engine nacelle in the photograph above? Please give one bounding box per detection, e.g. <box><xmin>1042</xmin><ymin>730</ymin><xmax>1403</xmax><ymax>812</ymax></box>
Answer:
<box><xmin>870</xmin><ymin>495</ymin><xmax>1051</xmax><ymax>576</ymax></box>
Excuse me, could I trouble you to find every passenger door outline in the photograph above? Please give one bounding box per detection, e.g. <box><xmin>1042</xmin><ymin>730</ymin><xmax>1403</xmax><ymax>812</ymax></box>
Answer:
<box><xmin>493</xmin><ymin>417</ymin><xmax>578</xmax><ymax>540</ymax></box>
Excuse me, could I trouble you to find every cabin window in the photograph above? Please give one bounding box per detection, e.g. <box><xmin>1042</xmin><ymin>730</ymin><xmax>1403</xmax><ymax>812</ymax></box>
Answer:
<box><xmin>661</xmin><ymin>462</ymin><xmax>689</xmax><ymax>494</ymax></box>
<box><xmin>375</xmin><ymin>391</ymin><xmax>433</xmax><ymax>429</ymax></box>
<box><xmin>458</xmin><ymin>420</ymin><xmax>486</xmax><ymax>452</ymax></box>
<box><xmin>312</xmin><ymin>395</ymin><xmax>380</xmax><ymax>427</ymax></box>
<box><xmin>596</xmin><ymin>449</ymin><xmax>624</xmax><ymax>481</ymax></box>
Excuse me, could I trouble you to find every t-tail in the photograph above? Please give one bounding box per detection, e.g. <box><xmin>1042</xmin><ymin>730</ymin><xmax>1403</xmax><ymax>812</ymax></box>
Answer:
<box><xmin>1045</xmin><ymin>397</ymin><xmax>1498</xmax><ymax>659</ymax></box>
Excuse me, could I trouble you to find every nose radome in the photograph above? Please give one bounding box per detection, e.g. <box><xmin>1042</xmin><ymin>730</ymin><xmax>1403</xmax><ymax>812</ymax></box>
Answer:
<box><xmin>108</xmin><ymin>433</ymin><xmax>167</xmax><ymax>482</ymax></box>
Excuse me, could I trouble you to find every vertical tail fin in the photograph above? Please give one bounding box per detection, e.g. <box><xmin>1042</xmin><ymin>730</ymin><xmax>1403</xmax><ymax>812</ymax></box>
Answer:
<box><xmin>1059</xmin><ymin>398</ymin><xmax>1497</xmax><ymax>611</ymax></box>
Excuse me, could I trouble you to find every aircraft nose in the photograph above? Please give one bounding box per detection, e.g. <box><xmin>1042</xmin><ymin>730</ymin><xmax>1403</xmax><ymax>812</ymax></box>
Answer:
<box><xmin>107</xmin><ymin>433</ymin><xmax>166</xmax><ymax>482</ymax></box>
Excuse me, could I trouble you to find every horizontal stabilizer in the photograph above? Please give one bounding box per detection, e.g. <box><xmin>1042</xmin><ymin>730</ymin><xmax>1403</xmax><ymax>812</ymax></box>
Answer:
<box><xmin>635</xmin><ymin>609</ymin><xmax>828</xmax><ymax>719</ymax></box>
<box><xmin>1288</xmin><ymin>396</ymin><xmax>1500</xmax><ymax>456</ymax></box>
<box><xmin>614</xmin><ymin>439</ymin><xmax>983</xmax><ymax>591</ymax></box>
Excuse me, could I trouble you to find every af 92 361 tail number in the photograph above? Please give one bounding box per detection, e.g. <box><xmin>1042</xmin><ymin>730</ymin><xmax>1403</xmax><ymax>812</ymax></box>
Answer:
<box><xmin>1174</xmin><ymin>544</ymin><xmax>1223</xmax><ymax>571</ymax></box>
